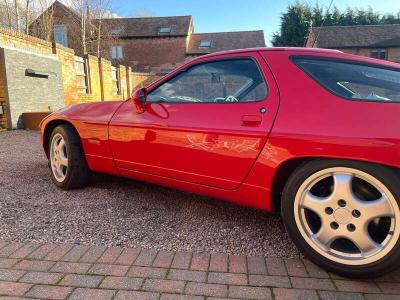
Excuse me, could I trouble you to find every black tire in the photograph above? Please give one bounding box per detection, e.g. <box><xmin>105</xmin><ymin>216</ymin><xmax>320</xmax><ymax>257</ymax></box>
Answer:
<box><xmin>281</xmin><ymin>159</ymin><xmax>400</xmax><ymax>278</ymax></box>
<box><xmin>48</xmin><ymin>124</ymin><xmax>91</xmax><ymax>189</ymax></box>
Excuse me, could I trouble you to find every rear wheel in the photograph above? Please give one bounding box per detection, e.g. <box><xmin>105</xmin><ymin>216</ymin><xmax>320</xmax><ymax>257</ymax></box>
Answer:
<box><xmin>282</xmin><ymin>159</ymin><xmax>400</xmax><ymax>278</ymax></box>
<box><xmin>49</xmin><ymin>125</ymin><xmax>91</xmax><ymax>189</ymax></box>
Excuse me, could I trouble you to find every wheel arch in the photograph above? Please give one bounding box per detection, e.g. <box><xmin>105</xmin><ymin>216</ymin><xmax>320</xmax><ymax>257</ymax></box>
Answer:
<box><xmin>271</xmin><ymin>157</ymin><xmax>400</xmax><ymax>213</ymax></box>
<box><xmin>43</xmin><ymin>119</ymin><xmax>80</xmax><ymax>158</ymax></box>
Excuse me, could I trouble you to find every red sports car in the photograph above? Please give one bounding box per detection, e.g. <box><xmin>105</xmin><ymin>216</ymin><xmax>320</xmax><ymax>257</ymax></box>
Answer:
<box><xmin>40</xmin><ymin>47</ymin><xmax>400</xmax><ymax>277</ymax></box>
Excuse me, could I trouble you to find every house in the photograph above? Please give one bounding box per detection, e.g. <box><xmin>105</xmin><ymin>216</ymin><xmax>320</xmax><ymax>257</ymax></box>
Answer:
<box><xmin>30</xmin><ymin>1</ymin><xmax>265</xmax><ymax>73</ymax></box>
<box><xmin>305</xmin><ymin>24</ymin><xmax>400</xmax><ymax>63</ymax></box>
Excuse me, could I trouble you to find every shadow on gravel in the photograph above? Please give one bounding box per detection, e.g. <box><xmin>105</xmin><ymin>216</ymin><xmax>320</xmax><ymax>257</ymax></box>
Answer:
<box><xmin>0</xmin><ymin>130</ymin><xmax>299</xmax><ymax>257</ymax></box>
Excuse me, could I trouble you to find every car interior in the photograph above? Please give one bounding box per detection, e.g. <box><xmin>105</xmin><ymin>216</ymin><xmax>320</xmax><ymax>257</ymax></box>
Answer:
<box><xmin>294</xmin><ymin>58</ymin><xmax>400</xmax><ymax>102</ymax></box>
<box><xmin>147</xmin><ymin>59</ymin><xmax>268</xmax><ymax>103</ymax></box>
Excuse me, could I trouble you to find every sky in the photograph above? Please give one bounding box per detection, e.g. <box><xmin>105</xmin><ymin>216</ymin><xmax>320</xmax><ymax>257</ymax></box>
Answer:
<box><xmin>109</xmin><ymin>0</ymin><xmax>399</xmax><ymax>46</ymax></box>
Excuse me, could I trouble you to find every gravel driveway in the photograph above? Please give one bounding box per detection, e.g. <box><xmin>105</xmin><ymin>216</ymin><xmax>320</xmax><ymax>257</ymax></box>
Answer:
<box><xmin>0</xmin><ymin>130</ymin><xmax>299</xmax><ymax>257</ymax></box>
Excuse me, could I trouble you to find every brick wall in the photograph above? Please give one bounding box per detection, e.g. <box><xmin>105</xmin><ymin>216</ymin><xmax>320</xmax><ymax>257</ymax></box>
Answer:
<box><xmin>99</xmin><ymin>58</ymin><xmax>115</xmax><ymax>101</ymax></box>
<box><xmin>101</xmin><ymin>37</ymin><xmax>188</xmax><ymax>73</ymax></box>
<box><xmin>334</xmin><ymin>48</ymin><xmax>359</xmax><ymax>55</ymax></box>
<box><xmin>358</xmin><ymin>48</ymin><xmax>374</xmax><ymax>58</ymax></box>
<box><xmin>326</xmin><ymin>47</ymin><xmax>400</xmax><ymax>63</ymax></box>
<box><xmin>119</xmin><ymin>65</ymin><xmax>128</xmax><ymax>99</ymax></box>
<box><xmin>0</xmin><ymin>27</ymin><xmax>140</xmax><ymax>101</ymax></box>
<box><xmin>0</xmin><ymin>27</ymin><xmax>53</xmax><ymax>55</ymax></box>
<box><xmin>53</xmin><ymin>44</ymin><xmax>78</xmax><ymax>106</ymax></box>
<box><xmin>0</xmin><ymin>48</ymin><xmax>9</xmax><ymax>130</ymax></box>
<box><xmin>388</xmin><ymin>48</ymin><xmax>400</xmax><ymax>63</ymax></box>
<box><xmin>0</xmin><ymin>27</ymin><xmax>153</xmax><ymax>129</ymax></box>
<box><xmin>131</xmin><ymin>73</ymin><xmax>161</xmax><ymax>91</ymax></box>
<box><xmin>75</xmin><ymin>55</ymin><xmax>101</xmax><ymax>103</ymax></box>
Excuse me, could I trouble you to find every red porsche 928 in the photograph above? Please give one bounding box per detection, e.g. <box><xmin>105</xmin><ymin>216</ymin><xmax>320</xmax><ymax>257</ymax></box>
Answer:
<box><xmin>40</xmin><ymin>47</ymin><xmax>400</xmax><ymax>277</ymax></box>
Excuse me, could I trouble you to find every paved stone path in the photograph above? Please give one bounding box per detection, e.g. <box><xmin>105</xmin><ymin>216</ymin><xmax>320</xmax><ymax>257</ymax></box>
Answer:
<box><xmin>0</xmin><ymin>241</ymin><xmax>399</xmax><ymax>299</ymax></box>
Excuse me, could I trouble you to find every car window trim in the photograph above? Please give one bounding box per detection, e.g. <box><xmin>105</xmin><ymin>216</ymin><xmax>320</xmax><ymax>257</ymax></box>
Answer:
<box><xmin>290</xmin><ymin>55</ymin><xmax>400</xmax><ymax>104</ymax></box>
<box><xmin>147</xmin><ymin>56</ymin><xmax>269</xmax><ymax>104</ymax></box>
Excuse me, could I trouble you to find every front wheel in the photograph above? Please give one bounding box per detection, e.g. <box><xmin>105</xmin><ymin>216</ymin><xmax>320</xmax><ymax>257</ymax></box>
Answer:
<box><xmin>282</xmin><ymin>159</ymin><xmax>400</xmax><ymax>278</ymax></box>
<box><xmin>49</xmin><ymin>124</ymin><xmax>91</xmax><ymax>189</ymax></box>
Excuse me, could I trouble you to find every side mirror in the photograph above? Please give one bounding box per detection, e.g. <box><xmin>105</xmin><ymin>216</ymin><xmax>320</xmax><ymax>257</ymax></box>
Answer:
<box><xmin>131</xmin><ymin>88</ymin><xmax>148</xmax><ymax>113</ymax></box>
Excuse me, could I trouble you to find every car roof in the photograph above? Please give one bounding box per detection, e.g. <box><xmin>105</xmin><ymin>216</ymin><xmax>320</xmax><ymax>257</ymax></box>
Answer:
<box><xmin>199</xmin><ymin>47</ymin><xmax>400</xmax><ymax>69</ymax></box>
<box><xmin>200</xmin><ymin>47</ymin><xmax>343</xmax><ymax>58</ymax></box>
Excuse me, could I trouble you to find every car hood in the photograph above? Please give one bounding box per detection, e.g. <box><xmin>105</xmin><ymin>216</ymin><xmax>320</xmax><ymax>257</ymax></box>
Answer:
<box><xmin>54</xmin><ymin>100</ymin><xmax>126</xmax><ymax>123</ymax></box>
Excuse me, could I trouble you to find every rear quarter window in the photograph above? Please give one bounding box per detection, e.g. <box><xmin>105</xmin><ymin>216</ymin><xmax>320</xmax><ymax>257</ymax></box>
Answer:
<box><xmin>292</xmin><ymin>57</ymin><xmax>400</xmax><ymax>102</ymax></box>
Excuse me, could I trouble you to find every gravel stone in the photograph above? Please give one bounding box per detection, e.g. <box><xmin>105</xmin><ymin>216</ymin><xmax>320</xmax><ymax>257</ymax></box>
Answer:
<box><xmin>0</xmin><ymin>130</ymin><xmax>299</xmax><ymax>257</ymax></box>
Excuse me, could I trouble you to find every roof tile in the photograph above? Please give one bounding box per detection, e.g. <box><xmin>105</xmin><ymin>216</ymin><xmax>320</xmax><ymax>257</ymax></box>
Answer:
<box><xmin>311</xmin><ymin>24</ymin><xmax>400</xmax><ymax>48</ymax></box>
<box><xmin>187</xmin><ymin>31</ymin><xmax>265</xmax><ymax>54</ymax></box>
<box><xmin>101</xmin><ymin>16</ymin><xmax>192</xmax><ymax>38</ymax></box>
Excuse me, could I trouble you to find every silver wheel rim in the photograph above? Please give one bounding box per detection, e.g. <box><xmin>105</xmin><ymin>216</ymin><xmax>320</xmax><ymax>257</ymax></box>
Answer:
<box><xmin>50</xmin><ymin>133</ymin><xmax>68</xmax><ymax>183</ymax></box>
<box><xmin>294</xmin><ymin>167</ymin><xmax>400</xmax><ymax>265</ymax></box>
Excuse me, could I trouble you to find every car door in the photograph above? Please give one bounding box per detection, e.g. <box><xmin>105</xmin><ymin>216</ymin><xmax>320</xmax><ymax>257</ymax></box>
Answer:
<box><xmin>109</xmin><ymin>51</ymin><xmax>280</xmax><ymax>190</ymax></box>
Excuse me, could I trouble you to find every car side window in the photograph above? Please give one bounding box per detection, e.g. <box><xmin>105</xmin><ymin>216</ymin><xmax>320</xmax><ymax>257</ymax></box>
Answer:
<box><xmin>293</xmin><ymin>57</ymin><xmax>400</xmax><ymax>102</ymax></box>
<box><xmin>147</xmin><ymin>59</ymin><xmax>268</xmax><ymax>103</ymax></box>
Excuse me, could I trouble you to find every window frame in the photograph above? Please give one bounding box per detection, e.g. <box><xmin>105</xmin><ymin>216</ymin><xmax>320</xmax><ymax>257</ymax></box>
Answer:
<box><xmin>111</xmin><ymin>66</ymin><xmax>121</xmax><ymax>96</ymax></box>
<box><xmin>159</xmin><ymin>26</ymin><xmax>172</xmax><ymax>34</ymax></box>
<box><xmin>111</xmin><ymin>28</ymin><xmax>122</xmax><ymax>35</ymax></box>
<box><xmin>147</xmin><ymin>56</ymin><xmax>269</xmax><ymax>105</ymax></box>
<box><xmin>53</xmin><ymin>24</ymin><xmax>68</xmax><ymax>47</ymax></box>
<box><xmin>290</xmin><ymin>55</ymin><xmax>400</xmax><ymax>104</ymax></box>
<box><xmin>199</xmin><ymin>40</ymin><xmax>212</xmax><ymax>48</ymax></box>
<box><xmin>111</xmin><ymin>45</ymin><xmax>123</xmax><ymax>59</ymax></box>
<box><xmin>75</xmin><ymin>56</ymin><xmax>91</xmax><ymax>95</ymax></box>
<box><xmin>371</xmin><ymin>49</ymin><xmax>387</xmax><ymax>60</ymax></box>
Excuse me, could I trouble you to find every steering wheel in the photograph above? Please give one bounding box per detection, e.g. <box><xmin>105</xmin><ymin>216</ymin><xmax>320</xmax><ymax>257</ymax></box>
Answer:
<box><xmin>225</xmin><ymin>95</ymin><xmax>238</xmax><ymax>103</ymax></box>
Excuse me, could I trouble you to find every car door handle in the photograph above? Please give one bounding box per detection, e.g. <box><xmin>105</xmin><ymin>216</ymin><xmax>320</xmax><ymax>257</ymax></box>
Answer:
<box><xmin>241</xmin><ymin>115</ymin><xmax>262</xmax><ymax>126</ymax></box>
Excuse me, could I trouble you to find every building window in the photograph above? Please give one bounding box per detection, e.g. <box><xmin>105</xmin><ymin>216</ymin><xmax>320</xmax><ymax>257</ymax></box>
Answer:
<box><xmin>111</xmin><ymin>46</ymin><xmax>123</xmax><ymax>59</ymax></box>
<box><xmin>54</xmin><ymin>25</ymin><xmax>68</xmax><ymax>47</ymax></box>
<box><xmin>199</xmin><ymin>40</ymin><xmax>211</xmax><ymax>48</ymax></box>
<box><xmin>159</xmin><ymin>26</ymin><xmax>171</xmax><ymax>34</ymax></box>
<box><xmin>111</xmin><ymin>66</ymin><xmax>121</xmax><ymax>95</ymax></box>
<box><xmin>371</xmin><ymin>49</ymin><xmax>387</xmax><ymax>60</ymax></box>
<box><xmin>111</xmin><ymin>28</ymin><xmax>122</xmax><ymax>35</ymax></box>
<box><xmin>75</xmin><ymin>56</ymin><xmax>90</xmax><ymax>94</ymax></box>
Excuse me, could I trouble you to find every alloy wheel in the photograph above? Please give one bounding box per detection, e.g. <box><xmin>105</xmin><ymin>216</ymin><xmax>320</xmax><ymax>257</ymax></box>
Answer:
<box><xmin>50</xmin><ymin>133</ymin><xmax>69</xmax><ymax>182</ymax></box>
<box><xmin>294</xmin><ymin>167</ymin><xmax>400</xmax><ymax>265</ymax></box>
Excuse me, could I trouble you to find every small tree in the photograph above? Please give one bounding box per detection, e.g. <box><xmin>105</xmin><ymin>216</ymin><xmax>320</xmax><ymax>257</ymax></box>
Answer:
<box><xmin>0</xmin><ymin>0</ymin><xmax>48</xmax><ymax>34</ymax></box>
<box><xmin>90</xmin><ymin>0</ymin><xmax>114</xmax><ymax>57</ymax></box>
<box><xmin>271</xmin><ymin>1</ymin><xmax>312</xmax><ymax>47</ymax></box>
<box><xmin>28</xmin><ymin>0</ymin><xmax>55</xmax><ymax>41</ymax></box>
<box><xmin>272</xmin><ymin>1</ymin><xmax>400</xmax><ymax>47</ymax></box>
<box><xmin>14</xmin><ymin>0</ymin><xmax>20</xmax><ymax>31</ymax></box>
<box><xmin>381</xmin><ymin>12</ymin><xmax>400</xmax><ymax>24</ymax></box>
<box><xmin>67</xmin><ymin>0</ymin><xmax>116</xmax><ymax>55</ymax></box>
<box><xmin>1</xmin><ymin>0</ymin><xmax>13</xmax><ymax>29</ymax></box>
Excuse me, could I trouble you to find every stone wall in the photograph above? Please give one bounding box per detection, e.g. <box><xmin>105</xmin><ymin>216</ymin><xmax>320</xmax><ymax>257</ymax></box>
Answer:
<box><xmin>0</xmin><ymin>29</ymin><xmax>169</xmax><ymax>130</ymax></box>
<box><xmin>2</xmin><ymin>47</ymin><xmax>65</xmax><ymax>129</ymax></box>
<box><xmin>0</xmin><ymin>27</ymin><xmax>162</xmax><ymax>129</ymax></box>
